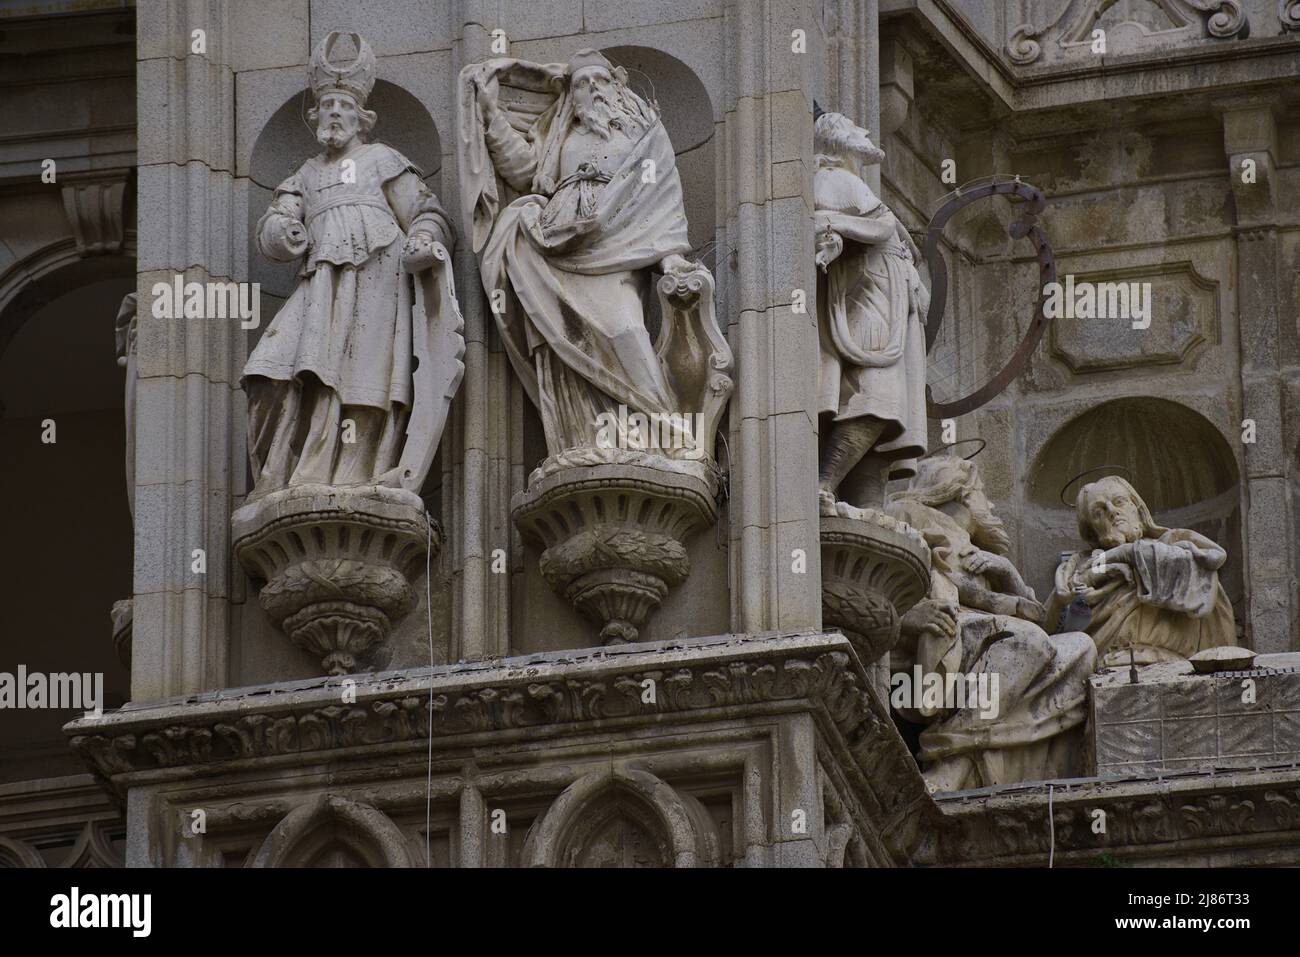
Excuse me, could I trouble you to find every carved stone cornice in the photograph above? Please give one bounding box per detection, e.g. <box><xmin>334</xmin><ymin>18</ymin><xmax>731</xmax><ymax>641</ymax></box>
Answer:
<box><xmin>65</xmin><ymin>632</ymin><xmax>943</xmax><ymax>860</ymax></box>
<box><xmin>1008</xmin><ymin>0</ymin><xmax>1249</xmax><ymax>67</ymax></box>
<box><xmin>929</xmin><ymin>767</ymin><xmax>1300</xmax><ymax>865</ymax></box>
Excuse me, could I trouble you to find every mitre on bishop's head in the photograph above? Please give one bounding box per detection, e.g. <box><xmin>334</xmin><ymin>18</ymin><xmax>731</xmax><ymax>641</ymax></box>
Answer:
<box><xmin>308</xmin><ymin>31</ymin><xmax>377</xmax><ymax>106</ymax></box>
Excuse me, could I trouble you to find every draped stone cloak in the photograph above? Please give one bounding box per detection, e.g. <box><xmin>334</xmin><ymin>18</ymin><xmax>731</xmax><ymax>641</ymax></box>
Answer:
<box><xmin>815</xmin><ymin>162</ymin><xmax>928</xmax><ymax>481</ymax></box>
<box><xmin>245</xmin><ymin>143</ymin><xmax>452</xmax><ymax>414</ymax></box>
<box><xmin>459</xmin><ymin>66</ymin><xmax>690</xmax><ymax>452</ymax></box>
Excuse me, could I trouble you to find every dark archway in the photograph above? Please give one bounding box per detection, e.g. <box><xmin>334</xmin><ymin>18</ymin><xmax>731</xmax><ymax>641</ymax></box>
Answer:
<box><xmin>0</xmin><ymin>252</ymin><xmax>135</xmax><ymax>782</ymax></box>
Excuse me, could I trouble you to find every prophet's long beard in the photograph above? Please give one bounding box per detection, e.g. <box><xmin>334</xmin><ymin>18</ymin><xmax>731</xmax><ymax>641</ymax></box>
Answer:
<box><xmin>576</xmin><ymin>94</ymin><xmax>618</xmax><ymax>140</ymax></box>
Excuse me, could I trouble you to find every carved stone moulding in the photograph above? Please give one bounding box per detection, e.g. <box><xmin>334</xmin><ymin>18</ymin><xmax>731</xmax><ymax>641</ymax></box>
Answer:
<box><xmin>232</xmin><ymin>484</ymin><xmax>435</xmax><ymax>675</ymax></box>
<box><xmin>819</xmin><ymin>510</ymin><xmax>930</xmax><ymax>664</ymax></box>
<box><xmin>512</xmin><ymin>464</ymin><xmax>717</xmax><ymax>646</ymax></box>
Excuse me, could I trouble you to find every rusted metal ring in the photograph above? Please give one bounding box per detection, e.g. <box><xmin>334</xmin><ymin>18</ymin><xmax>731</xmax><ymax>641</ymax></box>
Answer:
<box><xmin>920</xmin><ymin>438</ymin><xmax>987</xmax><ymax>461</ymax></box>
<box><xmin>922</xmin><ymin>177</ymin><xmax>1055</xmax><ymax>420</ymax></box>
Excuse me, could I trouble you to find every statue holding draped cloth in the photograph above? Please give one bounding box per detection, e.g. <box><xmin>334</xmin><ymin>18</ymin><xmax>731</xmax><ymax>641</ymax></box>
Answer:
<box><xmin>458</xmin><ymin>50</ymin><xmax>731</xmax><ymax>481</ymax></box>
<box><xmin>458</xmin><ymin>49</ymin><xmax>734</xmax><ymax>646</ymax></box>
<box><xmin>814</xmin><ymin>109</ymin><xmax>929</xmax><ymax>514</ymax></box>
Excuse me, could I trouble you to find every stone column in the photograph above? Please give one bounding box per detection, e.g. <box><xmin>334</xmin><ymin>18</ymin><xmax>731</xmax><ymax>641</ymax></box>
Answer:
<box><xmin>722</xmin><ymin>0</ymin><xmax>823</xmax><ymax>635</ymax></box>
<box><xmin>451</xmin><ymin>7</ymin><xmax>512</xmax><ymax>659</ymax></box>
<box><xmin>132</xmin><ymin>1</ymin><xmax>242</xmax><ymax>699</ymax></box>
<box><xmin>1222</xmin><ymin>102</ymin><xmax>1296</xmax><ymax>652</ymax></box>
<box><xmin>824</xmin><ymin>0</ymin><xmax>880</xmax><ymax>193</ymax></box>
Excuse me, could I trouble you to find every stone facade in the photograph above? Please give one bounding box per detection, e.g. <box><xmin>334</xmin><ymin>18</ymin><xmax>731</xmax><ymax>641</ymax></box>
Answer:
<box><xmin>0</xmin><ymin>0</ymin><xmax>1298</xmax><ymax>868</ymax></box>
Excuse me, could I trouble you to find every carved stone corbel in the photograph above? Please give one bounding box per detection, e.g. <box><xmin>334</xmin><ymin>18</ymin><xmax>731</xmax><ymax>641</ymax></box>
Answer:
<box><xmin>232</xmin><ymin>485</ymin><xmax>435</xmax><ymax>675</ymax></box>
<box><xmin>820</xmin><ymin>509</ymin><xmax>930</xmax><ymax>665</ymax></box>
<box><xmin>61</xmin><ymin>169</ymin><xmax>128</xmax><ymax>256</ymax></box>
<box><xmin>511</xmin><ymin>265</ymin><xmax>734</xmax><ymax>646</ymax></box>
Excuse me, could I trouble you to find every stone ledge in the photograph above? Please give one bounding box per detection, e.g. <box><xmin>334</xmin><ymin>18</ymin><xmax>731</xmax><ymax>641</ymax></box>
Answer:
<box><xmin>64</xmin><ymin>630</ymin><xmax>941</xmax><ymax>859</ymax></box>
<box><xmin>929</xmin><ymin>765</ymin><xmax>1300</xmax><ymax>866</ymax></box>
<box><xmin>1090</xmin><ymin>654</ymin><xmax>1300</xmax><ymax>776</ymax></box>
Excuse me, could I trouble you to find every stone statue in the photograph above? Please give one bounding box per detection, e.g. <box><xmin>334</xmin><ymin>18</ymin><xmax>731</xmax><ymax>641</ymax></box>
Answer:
<box><xmin>887</xmin><ymin>456</ymin><xmax>1097</xmax><ymax>791</ymax></box>
<box><xmin>457</xmin><ymin>50</ymin><xmax>734</xmax><ymax>646</ymax></box>
<box><xmin>459</xmin><ymin>49</ymin><xmax>728</xmax><ymax>479</ymax></box>
<box><xmin>232</xmin><ymin>32</ymin><xmax>465</xmax><ymax>676</ymax></box>
<box><xmin>243</xmin><ymin>31</ymin><xmax>462</xmax><ymax>497</ymax></box>
<box><xmin>814</xmin><ymin>109</ymin><xmax>928</xmax><ymax>514</ymax></box>
<box><xmin>1045</xmin><ymin>475</ymin><xmax>1237</xmax><ymax>667</ymax></box>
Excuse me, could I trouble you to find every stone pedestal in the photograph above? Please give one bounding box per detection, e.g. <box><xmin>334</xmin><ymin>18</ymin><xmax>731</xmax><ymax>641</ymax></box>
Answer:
<box><xmin>1089</xmin><ymin>653</ymin><xmax>1300</xmax><ymax>776</ymax></box>
<box><xmin>512</xmin><ymin>464</ymin><xmax>717</xmax><ymax>645</ymax></box>
<box><xmin>232</xmin><ymin>484</ymin><xmax>436</xmax><ymax>675</ymax></box>
<box><xmin>819</xmin><ymin>509</ymin><xmax>930</xmax><ymax>665</ymax></box>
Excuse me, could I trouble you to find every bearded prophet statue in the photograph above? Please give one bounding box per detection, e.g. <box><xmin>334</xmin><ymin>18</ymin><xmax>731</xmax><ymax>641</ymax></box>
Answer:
<box><xmin>814</xmin><ymin>109</ymin><xmax>929</xmax><ymax>514</ymax></box>
<box><xmin>242</xmin><ymin>32</ymin><xmax>463</xmax><ymax>497</ymax></box>
<box><xmin>886</xmin><ymin>456</ymin><xmax>1097</xmax><ymax>791</ymax></box>
<box><xmin>458</xmin><ymin>49</ymin><xmax>726</xmax><ymax>479</ymax></box>
<box><xmin>1045</xmin><ymin>476</ymin><xmax>1237</xmax><ymax>667</ymax></box>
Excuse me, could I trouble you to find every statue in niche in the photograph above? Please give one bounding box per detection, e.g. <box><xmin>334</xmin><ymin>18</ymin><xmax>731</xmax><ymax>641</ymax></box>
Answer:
<box><xmin>1045</xmin><ymin>475</ymin><xmax>1237</xmax><ymax>667</ymax></box>
<box><xmin>458</xmin><ymin>49</ymin><xmax>730</xmax><ymax>482</ymax></box>
<box><xmin>887</xmin><ymin>456</ymin><xmax>1097</xmax><ymax>791</ymax></box>
<box><xmin>814</xmin><ymin>108</ymin><xmax>928</xmax><ymax>516</ymax></box>
<box><xmin>243</xmin><ymin>31</ymin><xmax>462</xmax><ymax>498</ymax></box>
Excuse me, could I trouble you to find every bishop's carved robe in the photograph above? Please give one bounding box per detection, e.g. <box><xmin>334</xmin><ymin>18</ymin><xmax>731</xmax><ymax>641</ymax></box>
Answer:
<box><xmin>244</xmin><ymin>142</ymin><xmax>454</xmax><ymax>491</ymax></box>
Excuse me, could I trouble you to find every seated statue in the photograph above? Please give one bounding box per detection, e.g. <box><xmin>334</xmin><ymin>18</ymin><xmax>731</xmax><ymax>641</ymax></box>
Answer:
<box><xmin>1044</xmin><ymin>475</ymin><xmax>1237</xmax><ymax>667</ymax></box>
<box><xmin>887</xmin><ymin>455</ymin><xmax>1097</xmax><ymax>791</ymax></box>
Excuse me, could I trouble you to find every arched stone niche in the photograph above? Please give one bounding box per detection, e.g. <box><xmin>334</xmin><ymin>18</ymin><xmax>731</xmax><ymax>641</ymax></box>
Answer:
<box><xmin>521</xmin><ymin>768</ymin><xmax>720</xmax><ymax>868</ymax></box>
<box><xmin>0</xmin><ymin>836</ymin><xmax>44</xmax><ymax>868</ymax></box>
<box><xmin>250</xmin><ymin>795</ymin><xmax>414</xmax><ymax>868</ymax></box>
<box><xmin>0</xmin><ymin>250</ymin><xmax>134</xmax><ymax>781</ymax></box>
<box><xmin>601</xmin><ymin>45</ymin><xmax>716</xmax><ymax>256</ymax></box>
<box><xmin>1023</xmin><ymin>397</ymin><xmax>1242</xmax><ymax>626</ymax></box>
<box><xmin>512</xmin><ymin>47</ymin><xmax>729</xmax><ymax>654</ymax></box>
<box><xmin>246</xmin><ymin>80</ymin><xmax>444</xmax><ymax>302</ymax></box>
<box><xmin>234</xmin><ymin>84</ymin><xmax>453</xmax><ymax>681</ymax></box>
